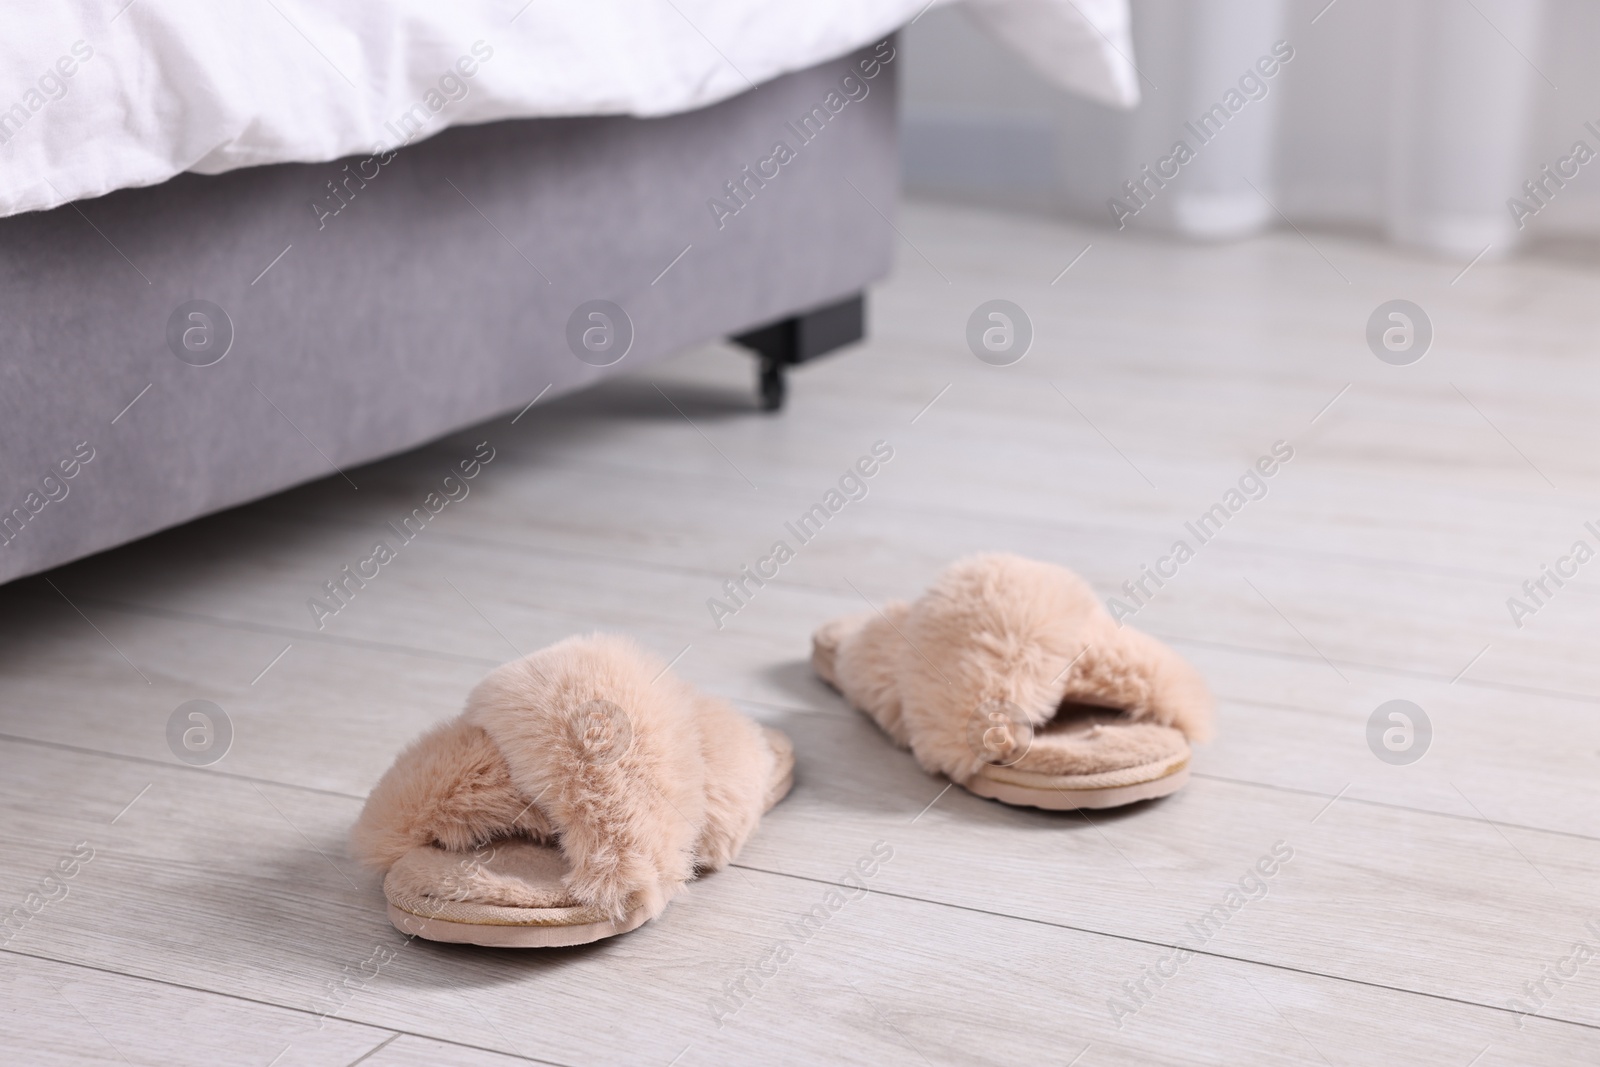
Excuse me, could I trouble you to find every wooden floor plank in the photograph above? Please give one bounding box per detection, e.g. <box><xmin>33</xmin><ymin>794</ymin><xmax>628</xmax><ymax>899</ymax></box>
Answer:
<box><xmin>0</xmin><ymin>952</ymin><xmax>388</xmax><ymax>1066</ymax></box>
<box><xmin>360</xmin><ymin>1034</ymin><xmax>551</xmax><ymax>1067</ymax></box>
<box><xmin>27</xmin><ymin>487</ymin><xmax>1600</xmax><ymax>704</ymax></box>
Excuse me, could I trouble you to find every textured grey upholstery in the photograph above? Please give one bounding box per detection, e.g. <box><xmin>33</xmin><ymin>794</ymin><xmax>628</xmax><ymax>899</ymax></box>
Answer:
<box><xmin>0</xmin><ymin>45</ymin><xmax>898</xmax><ymax>584</ymax></box>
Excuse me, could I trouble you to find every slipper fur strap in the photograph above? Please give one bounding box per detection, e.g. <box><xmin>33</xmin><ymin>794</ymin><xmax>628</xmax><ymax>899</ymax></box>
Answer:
<box><xmin>352</xmin><ymin>635</ymin><xmax>779</xmax><ymax>920</ymax></box>
<box><xmin>846</xmin><ymin>555</ymin><xmax>1214</xmax><ymax>785</ymax></box>
<box><xmin>461</xmin><ymin>638</ymin><xmax>716</xmax><ymax>920</ymax></box>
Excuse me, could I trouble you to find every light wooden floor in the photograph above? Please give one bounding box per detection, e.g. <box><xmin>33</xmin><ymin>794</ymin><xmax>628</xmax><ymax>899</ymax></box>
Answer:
<box><xmin>4</xmin><ymin>199</ymin><xmax>1600</xmax><ymax>1066</ymax></box>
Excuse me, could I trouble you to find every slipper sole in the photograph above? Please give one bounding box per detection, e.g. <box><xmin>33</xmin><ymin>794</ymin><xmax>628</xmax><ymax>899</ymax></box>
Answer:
<box><xmin>965</xmin><ymin>757</ymin><xmax>1190</xmax><ymax>811</ymax></box>
<box><xmin>387</xmin><ymin>902</ymin><xmax>651</xmax><ymax>947</ymax></box>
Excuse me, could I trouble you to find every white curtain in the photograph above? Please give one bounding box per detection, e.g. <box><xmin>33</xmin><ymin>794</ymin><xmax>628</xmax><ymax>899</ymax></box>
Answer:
<box><xmin>904</xmin><ymin>0</ymin><xmax>1598</xmax><ymax>256</ymax></box>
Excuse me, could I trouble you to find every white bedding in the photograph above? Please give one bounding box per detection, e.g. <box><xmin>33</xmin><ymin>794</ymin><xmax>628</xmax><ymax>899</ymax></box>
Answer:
<box><xmin>0</xmin><ymin>0</ymin><xmax>1133</xmax><ymax>219</ymax></box>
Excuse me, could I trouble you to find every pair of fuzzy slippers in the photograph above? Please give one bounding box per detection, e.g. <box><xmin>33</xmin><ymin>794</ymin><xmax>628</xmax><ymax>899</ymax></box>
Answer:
<box><xmin>351</xmin><ymin>554</ymin><xmax>1212</xmax><ymax>947</ymax></box>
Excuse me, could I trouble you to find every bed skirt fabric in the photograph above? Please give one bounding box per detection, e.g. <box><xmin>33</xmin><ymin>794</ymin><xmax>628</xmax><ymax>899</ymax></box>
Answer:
<box><xmin>0</xmin><ymin>46</ymin><xmax>897</xmax><ymax>585</ymax></box>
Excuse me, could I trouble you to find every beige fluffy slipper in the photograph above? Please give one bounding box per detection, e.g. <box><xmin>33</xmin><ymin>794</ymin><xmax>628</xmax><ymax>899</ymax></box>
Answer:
<box><xmin>813</xmin><ymin>554</ymin><xmax>1212</xmax><ymax>811</ymax></box>
<box><xmin>351</xmin><ymin>634</ymin><xmax>793</xmax><ymax>947</ymax></box>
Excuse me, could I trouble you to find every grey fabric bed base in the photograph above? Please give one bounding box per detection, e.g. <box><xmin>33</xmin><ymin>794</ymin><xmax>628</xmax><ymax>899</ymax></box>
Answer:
<box><xmin>0</xmin><ymin>44</ymin><xmax>898</xmax><ymax>584</ymax></box>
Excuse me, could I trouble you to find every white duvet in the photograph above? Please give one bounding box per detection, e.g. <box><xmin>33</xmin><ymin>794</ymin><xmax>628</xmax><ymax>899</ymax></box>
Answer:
<box><xmin>0</xmin><ymin>0</ymin><xmax>1133</xmax><ymax>219</ymax></box>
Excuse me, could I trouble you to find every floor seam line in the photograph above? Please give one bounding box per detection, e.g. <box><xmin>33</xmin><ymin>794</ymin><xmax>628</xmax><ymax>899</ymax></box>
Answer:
<box><xmin>0</xmin><ymin>947</ymin><xmax>576</xmax><ymax>1066</ymax></box>
<box><xmin>726</xmin><ymin>863</ymin><xmax>1600</xmax><ymax>1033</ymax></box>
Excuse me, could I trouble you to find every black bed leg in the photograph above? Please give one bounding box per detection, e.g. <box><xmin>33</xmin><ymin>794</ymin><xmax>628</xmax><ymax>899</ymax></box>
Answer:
<box><xmin>731</xmin><ymin>293</ymin><xmax>865</xmax><ymax>412</ymax></box>
<box><xmin>758</xmin><ymin>355</ymin><xmax>786</xmax><ymax>412</ymax></box>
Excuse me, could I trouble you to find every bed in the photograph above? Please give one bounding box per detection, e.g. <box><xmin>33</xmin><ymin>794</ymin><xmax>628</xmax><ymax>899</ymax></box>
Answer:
<box><xmin>0</xmin><ymin>1</ymin><xmax>1135</xmax><ymax>585</ymax></box>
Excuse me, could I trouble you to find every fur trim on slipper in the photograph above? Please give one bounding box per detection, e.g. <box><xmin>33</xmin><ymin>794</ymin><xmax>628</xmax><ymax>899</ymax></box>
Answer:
<box><xmin>813</xmin><ymin>554</ymin><xmax>1212</xmax><ymax>809</ymax></box>
<box><xmin>352</xmin><ymin>634</ymin><xmax>792</xmax><ymax>943</ymax></box>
